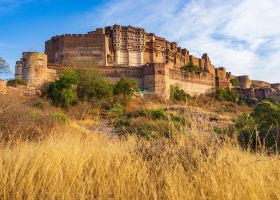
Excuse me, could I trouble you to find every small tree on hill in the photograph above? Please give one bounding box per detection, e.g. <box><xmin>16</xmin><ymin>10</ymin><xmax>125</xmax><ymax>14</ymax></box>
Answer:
<box><xmin>113</xmin><ymin>78</ymin><xmax>138</xmax><ymax>97</ymax></box>
<box><xmin>47</xmin><ymin>70</ymin><xmax>78</xmax><ymax>108</ymax></box>
<box><xmin>170</xmin><ymin>85</ymin><xmax>189</xmax><ymax>102</ymax></box>
<box><xmin>231</xmin><ymin>78</ymin><xmax>240</xmax><ymax>88</ymax></box>
<box><xmin>76</xmin><ymin>69</ymin><xmax>113</xmax><ymax>102</ymax></box>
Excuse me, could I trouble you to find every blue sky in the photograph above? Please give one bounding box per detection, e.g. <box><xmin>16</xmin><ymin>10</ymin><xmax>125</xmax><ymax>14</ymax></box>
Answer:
<box><xmin>1</xmin><ymin>0</ymin><xmax>280</xmax><ymax>83</ymax></box>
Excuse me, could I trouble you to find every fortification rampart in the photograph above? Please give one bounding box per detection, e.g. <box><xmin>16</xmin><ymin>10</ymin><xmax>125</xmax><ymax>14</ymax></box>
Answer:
<box><xmin>15</xmin><ymin>52</ymin><xmax>57</xmax><ymax>87</ymax></box>
<box><xmin>13</xmin><ymin>25</ymin><xmax>280</xmax><ymax>101</ymax></box>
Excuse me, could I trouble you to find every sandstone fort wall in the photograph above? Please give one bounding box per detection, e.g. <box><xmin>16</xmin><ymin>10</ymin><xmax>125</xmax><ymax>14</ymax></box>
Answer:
<box><xmin>13</xmin><ymin>25</ymin><xmax>280</xmax><ymax>101</ymax></box>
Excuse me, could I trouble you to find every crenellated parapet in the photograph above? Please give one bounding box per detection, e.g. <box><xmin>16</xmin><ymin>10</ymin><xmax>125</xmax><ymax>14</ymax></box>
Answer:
<box><xmin>14</xmin><ymin>25</ymin><xmax>280</xmax><ymax>100</ymax></box>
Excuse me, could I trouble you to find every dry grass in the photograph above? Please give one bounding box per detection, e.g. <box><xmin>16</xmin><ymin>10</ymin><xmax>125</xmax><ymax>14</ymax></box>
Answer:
<box><xmin>187</xmin><ymin>94</ymin><xmax>252</xmax><ymax>116</ymax></box>
<box><xmin>0</xmin><ymin>94</ymin><xmax>279</xmax><ymax>200</ymax></box>
<box><xmin>0</xmin><ymin>94</ymin><xmax>68</xmax><ymax>141</ymax></box>
<box><xmin>0</xmin><ymin>128</ymin><xmax>279</xmax><ymax>200</ymax></box>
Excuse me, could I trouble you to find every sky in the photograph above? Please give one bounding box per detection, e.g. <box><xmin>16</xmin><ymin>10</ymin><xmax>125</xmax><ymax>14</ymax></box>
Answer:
<box><xmin>0</xmin><ymin>0</ymin><xmax>280</xmax><ymax>83</ymax></box>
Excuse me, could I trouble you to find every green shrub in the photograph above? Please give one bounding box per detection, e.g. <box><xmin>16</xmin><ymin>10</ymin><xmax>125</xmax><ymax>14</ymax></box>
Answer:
<box><xmin>231</xmin><ymin>78</ymin><xmax>240</xmax><ymax>87</ymax></box>
<box><xmin>50</xmin><ymin>112</ymin><xmax>69</xmax><ymax>123</ymax></box>
<box><xmin>121</xmin><ymin>108</ymin><xmax>188</xmax><ymax>139</ymax></box>
<box><xmin>251</xmin><ymin>101</ymin><xmax>280</xmax><ymax>131</ymax></box>
<box><xmin>32</xmin><ymin>99</ymin><xmax>50</xmax><ymax>109</ymax></box>
<box><xmin>180</xmin><ymin>62</ymin><xmax>199</xmax><ymax>73</ymax></box>
<box><xmin>127</xmin><ymin>109</ymin><xmax>167</xmax><ymax>120</ymax></box>
<box><xmin>109</xmin><ymin>103</ymin><xmax>125</xmax><ymax>117</ymax></box>
<box><xmin>113</xmin><ymin>117</ymin><xmax>130</xmax><ymax>127</ymax></box>
<box><xmin>180</xmin><ymin>61</ymin><xmax>208</xmax><ymax>73</ymax></box>
<box><xmin>129</xmin><ymin>123</ymin><xmax>158</xmax><ymax>139</ymax></box>
<box><xmin>113</xmin><ymin>78</ymin><xmax>138</xmax><ymax>97</ymax></box>
<box><xmin>7</xmin><ymin>79</ymin><xmax>27</xmax><ymax>87</ymax></box>
<box><xmin>76</xmin><ymin>69</ymin><xmax>113</xmax><ymax>102</ymax></box>
<box><xmin>150</xmin><ymin>109</ymin><xmax>167</xmax><ymax>120</ymax></box>
<box><xmin>215</xmin><ymin>87</ymin><xmax>240</xmax><ymax>103</ymax></box>
<box><xmin>47</xmin><ymin>70</ymin><xmax>78</xmax><ymax>108</ymax></box>
<box><xmin>170</xmin><ymin>85</ymin><xmax>189</xmax><ymax>102</ymax></box>
<box><xmin>219</xmin><ymin>100</ymin><xmax>280</xmax><ymax>153</ymax></box>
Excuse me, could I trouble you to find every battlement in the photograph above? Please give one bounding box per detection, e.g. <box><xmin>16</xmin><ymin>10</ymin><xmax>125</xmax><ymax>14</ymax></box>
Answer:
<box><xmin>14</xmin><ymin>25</ymin><xmax>280</xmax><ymax>101</ymax></box>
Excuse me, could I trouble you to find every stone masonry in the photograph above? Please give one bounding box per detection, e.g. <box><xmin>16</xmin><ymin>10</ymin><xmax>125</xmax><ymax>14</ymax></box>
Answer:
<box><xmin>15</xmin><ymin>25</ymin><xmax>280</xmax><ymax>100</ymax></box>
<box><xmin>15</xmin><ymin>52</ymin><xmax>57</xmax><ymax>87</ymax></box>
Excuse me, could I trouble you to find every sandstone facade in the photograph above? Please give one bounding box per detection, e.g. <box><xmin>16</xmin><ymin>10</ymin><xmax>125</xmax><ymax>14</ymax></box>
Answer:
<box><xmin>14</xmin><ymin>25</ymin><xmax>280</xmax><ymax>101</ymax></box>
<box><xmin>15</xmin><ymin>52</ymin><xmax>57</xmax><ymax>87</ymax></box>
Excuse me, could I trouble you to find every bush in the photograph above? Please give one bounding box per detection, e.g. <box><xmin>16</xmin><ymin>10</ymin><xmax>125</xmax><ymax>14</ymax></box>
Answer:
<box><xmin>127</xmin><ymin>109</ymin><xmax>167</xmax><ymax>120</ymax></box>
<box><xmin>113</xmin><ymin>77</ymin><xmax>138</xmax><ymax>97</ymax></box>
<box><xmin>50</xmin><ymin>112</ymin><xmax>69</xmax><ymax>123</ymax></box>
<box><xmin>109</xmin><ymin>103</ymin><xmax>125</xmax><ymax>117</ymax></box>
<box><xmin>118</xmin><ymin>108</ymin><xmax>188</xmax><ymax>139</ymax></box>
<box><xmin>231</xmin><ymin>78</ymin><xmax>240</xmax><ymax>87</ymax></box>
<box><xmin>215</xmin><ymin>87</ymin><xmax>240</xmax><ymax>103</ymax></box>
<box><xmin>32</xmin><ymin>99</ymin><xmax>50</xmax><ymax>109</ymax></box>
<box><xmin>218</xmin><ymin>100</ymin><xmax>280</xmax><ymax>153</ymax></box>
<box><xmin>170</xmin><ymin>85</ymin><xmax>189</xmax><ymax>102</ymax></box>
<box><xmin>76</xmin><ymin>69</ymin><xmax>113</xmax><ymax>102</ymax></box>
<box><xmin>180</xmin><ymin>61</ymin><xmax>208</xmax><ymax>73</ymax></box>
<box><xmin>6</xmin><ymin>79</ymin><xmax>27</xmax><ymax>87</ymax></box>
<box><xmin>47</xmin><ymin>70</ymin><xmax>78</xmax><ymax>108</ymax></box>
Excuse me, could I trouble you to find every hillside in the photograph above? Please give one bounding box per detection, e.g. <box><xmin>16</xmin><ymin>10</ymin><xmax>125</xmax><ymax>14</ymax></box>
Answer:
<box><xmin>1</xmin><ymin>90</ymin><xmax>279</xmax><ymax>199</ymax></box>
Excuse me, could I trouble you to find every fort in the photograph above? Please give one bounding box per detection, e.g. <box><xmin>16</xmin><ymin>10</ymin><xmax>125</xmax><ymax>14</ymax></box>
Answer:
<box><xmin>12</xmin><ymin>25</ymin><xmax>280</xmax><ymax>100</ymax></box>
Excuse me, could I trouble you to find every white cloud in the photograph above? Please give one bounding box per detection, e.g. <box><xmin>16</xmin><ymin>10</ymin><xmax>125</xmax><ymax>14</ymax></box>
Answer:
<box><xmin>83</xmin><ymin>0</ymin><xmax>280</xmax><ymax>83</ymax></box>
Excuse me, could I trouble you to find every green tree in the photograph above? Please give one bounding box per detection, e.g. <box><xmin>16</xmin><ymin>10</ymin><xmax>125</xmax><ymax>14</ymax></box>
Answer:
<box><xmin>170</xmin><ymin>85</ymin><xmax>189</xmax><ymax>102</ymax></box>
<box><xmin>113</xmin><ymin>77</ymin><xmax>138</xmax><ymax>97</ymax></box>
<box><xmin>76</xmin><ymin>69</ymin><xmax>113</xmax><ymax>102</ymax></box>
<box><xmin>47</xmin><ymin>70</ymin><xmax>78</xmax><ymax>108</ymax></box>
<box><xmin>232</xmin><ymin>100</ymin><xmax>280</xmax><ymax>152</ymax></box>
<box><xmin>215</xmin><ymin>87</ymin><xmax>240</xmax><ymax>103</ymax></box>
<box><xmin>252</xmin><ymin>101</ymin><xmax>280</xmax><ymax>131</ymax></box>
<box><xmin>231</xmin><ymin>78</ymin><xmax>240</xmax><ymax>87</ymax></box>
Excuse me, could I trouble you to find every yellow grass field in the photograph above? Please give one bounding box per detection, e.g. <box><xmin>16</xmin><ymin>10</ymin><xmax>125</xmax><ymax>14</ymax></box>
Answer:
<box><xmin>0</xmin><ymin>95</ymin><xmax>279</xmax><ymax>200</ymax></box>
<box><xmin>0</xmin><ymin>125</ymin><xmax>279</xmax><ymax>200</ymax></box>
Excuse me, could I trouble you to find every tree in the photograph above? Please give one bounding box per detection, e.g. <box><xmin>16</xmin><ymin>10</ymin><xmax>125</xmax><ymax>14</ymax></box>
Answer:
<box><xmin>231</xmin><ymin>78</ymin><xmax>240</xmax><ymax>87</ymax></box>
<box><xmin>76</xmin><ymin>69</ymin><xmax>113</xmax><ymax>102</ymax></box>
<box><xmin>47</xmin><ymin>70</ymin><xmax>78</xmax><ymax>108</ymax></box>
<box><xmin>113</xmin><ymin>78</ymin><xmax>138</xmax><ymax>97</ymax></box>
<box><xmin>170</xmin><ymin>85</ymin><xmax>189</xmax><ymax>102</ymax></box>
<box><xmin>233</xmin><ymin>100</ymin><xmax>280</xmax><ymax>152</ymax></box>
<box><xmin>0</xmin><ymin>57</ymin><xmax>10</xmax><ymax>74</ymax></box>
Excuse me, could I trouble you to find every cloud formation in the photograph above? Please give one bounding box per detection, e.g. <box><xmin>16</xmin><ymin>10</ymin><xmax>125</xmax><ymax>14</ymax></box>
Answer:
<box><xmin>85</xmin><ymin>0</ymin><xmax>280</xmax><ymax>83</ymax></box>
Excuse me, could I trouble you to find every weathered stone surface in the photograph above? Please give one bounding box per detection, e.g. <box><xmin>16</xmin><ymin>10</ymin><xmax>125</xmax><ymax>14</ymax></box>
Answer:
<box><xmin>16</xmin><ymin>52</ymin><xmax>57</xmax><ymax>88</ymax></box>
<box><xmin>12</xmin><ymin>25</ymin><xmax>280</xmax><ymax>101</ymax></box>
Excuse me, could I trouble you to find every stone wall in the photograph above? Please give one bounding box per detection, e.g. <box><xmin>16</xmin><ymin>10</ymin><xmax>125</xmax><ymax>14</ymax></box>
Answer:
<box><xmin>45</xmin><ymin>31</ymin><xmax>107</xmax><ymax>66</ymax></box>
<box><xmin>251</xmin><ymin>80</ymin><xmax>271</xmax><ymax>88</ymax></box>
<box><xmin>168</xmin><ymin>68</ymin><xmax>214</xmax><ymax>96</ymax></box>
<box><xmin>272</xmin><ymin>84</ymin><xmax>280</xmax><ymax>91</ymax></box>
<box><xmin>97</xmin><ymin>63</ymin><xmax>215</xmax><ymax>98</ymax></box>
<box><xmin>16</xmin><ymin>52</ymin><xmax>57</xmax><ymax>87</ymax></box>
<box><xmin>237</xmin><ymin>87</ymin><xmax>280</xmax><ymax>102</ymax></box>
<box><xmin>13</xmin><ymin>24</ymin><xmax>279</xmax><ymax>101</ymax></box>
<box><xmin>45</xmin><ymin>25</ymin><xmax>221</xmax><ymax>75</ymax></box>
<box><xmin>237</xmin><ymin>75</ymin><xmax>252</xmax><ymax>89</ymax></box>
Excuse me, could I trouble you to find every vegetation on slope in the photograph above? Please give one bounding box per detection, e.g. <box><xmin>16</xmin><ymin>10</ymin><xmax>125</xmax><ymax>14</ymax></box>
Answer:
<box><xmin>0</xmin><ymin>123</ymin><xmax>279</xmax><ymax>199</ymax></box>
<box><xmin>216</xmin><ymin>100</ymin><xmax>280</xmax><ymax>153</ymax></box>
<box><xmin>1</xmin><ymin>69</ymin><xmax>280</xmax><ymax>199</ymax></box>
<box><xmin>47</xmin><ymin>69</ymin><xmax>137</xmax><ymax>108</ymax></box>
